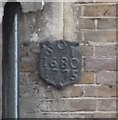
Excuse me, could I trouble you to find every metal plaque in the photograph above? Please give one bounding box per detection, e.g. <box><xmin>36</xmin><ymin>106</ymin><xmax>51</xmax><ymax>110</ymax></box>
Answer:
<box><xmin>39</xmin><ymin>40</ymin><xmax>82</xmax><ymax>88</ymax></box>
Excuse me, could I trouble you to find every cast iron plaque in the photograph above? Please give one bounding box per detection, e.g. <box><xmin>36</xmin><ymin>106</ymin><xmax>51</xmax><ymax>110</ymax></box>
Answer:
<box><xmin>40</xmin><ymin>40</ymin><xmax>82</xmax><ymax>88</ymax></box>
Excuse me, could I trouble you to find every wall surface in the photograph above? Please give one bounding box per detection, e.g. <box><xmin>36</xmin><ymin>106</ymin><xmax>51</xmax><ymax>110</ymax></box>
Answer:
<box><xmin>0</xmin><ymin>0</ymin><xmax>117</xmax><ymax>119</ymax></box>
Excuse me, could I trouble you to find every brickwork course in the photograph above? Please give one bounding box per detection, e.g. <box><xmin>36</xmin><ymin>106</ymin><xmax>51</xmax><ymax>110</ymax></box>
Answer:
<box><xmin>0</xmin><ymin>0</ymin><xmax>117</xmax><ymax>119</ymax></box>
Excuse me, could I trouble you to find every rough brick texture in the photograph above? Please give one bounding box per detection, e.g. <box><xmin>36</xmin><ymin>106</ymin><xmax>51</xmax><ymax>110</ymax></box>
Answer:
<box><xmin>95</xmin><ymin>45</ymin><xmax>116</xmax><ymax>57</ymax></box>
<box><xmin>97</xmin><ymin>99</ymin><xmax>116</xmax><ymax>111</ymax></box>
<box><xmin>0</xmin><ymin>1</ymin><xmax>117</xmax><ymax>119</ymax></box>
<box><xmin>96</xmin><ymin>71</ymin><xmax>116</xmax><ymax>86</ymax></box>
<box><xmin>84</xmin><ymin>30</ymin><xmax>116</xmax><ymax>43</ymax></box>
<box><xmin>83</xmin><ymin>4</ymin><xmax>116</xmax><ymax>16</ymax></box>
<box><xmin>78</xmin><ymin>18</ymin><xmax>95</xmax><ymax>29</ymax></box>
<box><xmin>97</xmin><ymin>18</ymin><xmax>117</xmax><ymax>29</ymax></box>
<box><xmin>84</xmin><ymin>57</ymin><xmax>116</xmax><ymax>71</ymax></box>
<box><xmin>84</xmin><ymin>86</ymin><xmax>116</xmax><ymax>97</ymax></box>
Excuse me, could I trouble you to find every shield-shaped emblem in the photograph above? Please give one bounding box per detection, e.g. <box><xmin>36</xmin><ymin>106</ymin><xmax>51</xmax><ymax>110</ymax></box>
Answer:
<box><xmin>39</xmin><ymin>40</ymin><xmax>82</xmax><ymax>88</ymax></box>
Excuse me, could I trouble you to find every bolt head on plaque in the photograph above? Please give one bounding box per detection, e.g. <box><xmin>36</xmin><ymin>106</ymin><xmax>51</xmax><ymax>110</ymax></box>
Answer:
<box><xmin>39</xmin><ymin>40</ymin><xmax>82</xmax><ymax>88</ymax></box>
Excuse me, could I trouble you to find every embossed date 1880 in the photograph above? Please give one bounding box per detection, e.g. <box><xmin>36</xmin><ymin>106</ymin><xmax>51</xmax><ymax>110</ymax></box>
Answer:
<box><xmin>40</xmin><ymin>40</ymin><xmax>82</xmax><ymax>88</ymax></box>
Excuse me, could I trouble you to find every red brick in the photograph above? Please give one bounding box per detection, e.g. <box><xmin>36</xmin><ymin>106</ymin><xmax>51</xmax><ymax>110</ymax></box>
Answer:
<box><xmin>84</xmin><ymin>57</ymin><xmax>116</xmax><ymax>71</ymax></box>
<box><xmin>20</xmin><ymin>112</ymin><xmax>95</xmax><ymax>118</ymax></box>
<box><xmin>20</xmin><ymin>112</ymin><xmax>116</xmax><ymax>118</ymax></box>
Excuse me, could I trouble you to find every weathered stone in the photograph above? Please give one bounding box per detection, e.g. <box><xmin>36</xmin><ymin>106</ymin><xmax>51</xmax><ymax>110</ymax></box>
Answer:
<box><xmin>20</xmin><ymin>41</ymin><xmax>40</xmax><ymax>59</ymax></box>
<box><xmin>34</xmin><ymin>2</ymin><xmax>64</xmax><ymax>42</ymax></box>
<box><xmin>96</xmin><ymin>86</ymin><xmax>116</xmax><ymax>97</ymax></box>
<box><xmin>1</xmin><ymin>1</ymin><xmax>117</xmax><ymax>119</ymax></box>
<box><xmin>96</xmin><ymin>71</ymin><xmax>116</xmax><ymax>86</ymax></box>
<box><xmin>97</xmin><ymin>18</ymin><xmax>117</xmax><ymax>29</ymax></box>
<box><xmin>84</xmin><ymin>57</ymin><xmax>116</xmax><ymax>71</ymax></box>
<box><xmin>84</xmin><ymin>30</ymin><xmax>116</xmax><ymax>43</ymax></box>
<box><xmin>95</xmin><ymin>45</ymin><xmax>116</xmax><ymax>57</ymax></box>
<box><xmin>20</xmin><ymin>60</ymin><xmax>38</xmax><ymax>72</ymax></box>
<box><xmin>78</xmin><ymin>18</ymin><xmax>95</xmax><ymax>29</ymax></box>
<box><xmin>63</xmin><ymin>3</ymin><xmax>80</xmax><ymax>41</ymax></box>
<box><xmin>20</xmin><ymin>99</ymin><xmax>96</xmax><ymax>113</ymax></box>
<box><xmin>83</xmin><ymin>4</ymin><xmax>116</xmax><ymax>16</ymax></box>
<box><xmin>94</xmin><ymin>113</ymin><xmax>116</xmax><ymax>118</ymax></box>
<box><xmin>20</xmin><ymin>84</ymin><xmax>84</xmax><ymax>99</ymax></box>
<box><xmin>20</xmin><ymin>2</ymin><xmax>43</xmax><ymax>13</ymax></box>
<box><xmin>19</xmin><ymin>12</ymin><xmax>38</xmax><ymax>43</ymax></box>
<box><xmin>20</xmin><ymin>72</ymin><xmax>84</xmax><ymax>99</ymax></box>
<box><xmin>84</xmin><ymin>86</ymin><xmax>116</xmax><ymax>97</ymax></box>
<box><xmin>79</xmin><ymin>72</ymin><xmax>94</xmax><ymax>84</ymax></box>
<box><xmin>95</xmin><ymin>0</ymin><xmax>116</xmax><ymax>2</ymax></box>
<box><xmin>97</xmin><ymin>99</ymin><xmax>116</xmax><ymax>111</ymax></box>
<box><xmin>80</xmin><ymin>44</ymin><xmax>94</xmax><ymax>56</ymax></box>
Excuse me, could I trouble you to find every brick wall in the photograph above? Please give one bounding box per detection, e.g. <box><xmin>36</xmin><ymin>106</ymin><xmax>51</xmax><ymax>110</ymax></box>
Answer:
<box><xmin>19</xmin><ymin>1</ymin><xmax>117</xmax><ymax>118</ymax></box>
<box><xmin>0</xmin><ymin>0</ymin><xmax>117</xmax><ymax>119</ymax></box>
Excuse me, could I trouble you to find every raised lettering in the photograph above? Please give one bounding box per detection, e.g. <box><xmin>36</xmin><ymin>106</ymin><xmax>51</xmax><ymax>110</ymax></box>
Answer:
<box><xmin>57</xmin><ymin>41</ymin><xmax>66</xmax><ymax>50</ymax></box>
<box><xmin>50</xmin><ymin>57</ymin><xmax>58</xmax><ymax>68</ymax></box>
<box><xmin>44</xmin><ymin>45</ymin><xmax>53</xmax><ymax>56</ymax></box>
<box><xmin>70</xmin><ymin>58</ymin><xmax>80</xmax><ymax>69</ymax></box>
<box><xmin>61</xmin><ymin>69</ymin><xmax>70</xmax><ymax>78</ymax></box>
<box><xmin>43</xmin><ymin>57</ymin><xmax>48</xmax><ymax>67</ymax></box>
<box><xmin>70</xmin><ymin>70</ymin><xmax>79</xmax><ymax>81</ymax></box>
<box><xmin>70</xmin><ymin>46</ymin><xmax>75</xmax><ymax>57</ymax></box>
<box><xmin>45</xmin><ymin>67</ymin><xmax>49</xmax><ymax>79</ymax></box>
<box><xmin>61</xmin><ymin>57</ymin><xmax>68</xmax><ymax>69</ymax></box>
